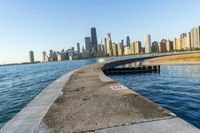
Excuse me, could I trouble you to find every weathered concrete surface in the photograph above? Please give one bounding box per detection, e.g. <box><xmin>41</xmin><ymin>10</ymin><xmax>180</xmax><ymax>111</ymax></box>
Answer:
<box><xmin>42</xmin><ymin>63</ymin><xmax>173</xmax><ymax>132</ymax></box>
<box><xmin>0</xmin><ymin>69</ymin><xmax>80</xmax><ymax>133</ymax></box>
<box><xmin>95</xmin><ymin>118</ymin><xmax>200</xmax><ymax>133</ymax></box>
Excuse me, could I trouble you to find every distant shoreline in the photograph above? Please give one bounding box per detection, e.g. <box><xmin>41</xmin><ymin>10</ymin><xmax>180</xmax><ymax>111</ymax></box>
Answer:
<box><xmin>0</xmin><ymin>61</ymin><xmax>40</xmax><ymax>67</ymax></box>
<box><xmin>143</xmin><ymin>54</ymin><xmax>200</xmax><ymax>66</ymax></box>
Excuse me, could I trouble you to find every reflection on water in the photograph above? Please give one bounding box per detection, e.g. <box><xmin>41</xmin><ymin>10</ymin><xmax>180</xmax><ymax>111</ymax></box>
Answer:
<box><xmin>110</xmin><ymin>64</ymin><xmax>200</xmax><ymax>128</ymax></box>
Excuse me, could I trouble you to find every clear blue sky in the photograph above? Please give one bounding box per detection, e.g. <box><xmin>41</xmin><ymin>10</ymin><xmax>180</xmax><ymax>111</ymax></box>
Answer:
<box><xmin>0</xmin><ymin>0</ymin><xmax>200</xmax><ymax>64</ymax></box>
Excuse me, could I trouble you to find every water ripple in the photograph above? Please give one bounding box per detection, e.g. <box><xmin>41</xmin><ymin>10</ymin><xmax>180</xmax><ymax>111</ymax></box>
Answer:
<box><xmin>0</xmin><ymin>59</ymin><xmax>97</xmax><ymax>128</ymax></box>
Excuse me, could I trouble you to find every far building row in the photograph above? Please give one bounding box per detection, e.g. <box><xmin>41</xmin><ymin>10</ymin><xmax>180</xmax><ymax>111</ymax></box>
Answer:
<box><xmin>40</xmin><ymin>26</ymin><xmax>200</xmax><ymax>62</ymax></box>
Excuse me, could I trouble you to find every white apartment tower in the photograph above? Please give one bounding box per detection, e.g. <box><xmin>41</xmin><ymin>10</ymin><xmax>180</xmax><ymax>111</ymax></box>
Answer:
<box><xmin>144</xmin><ymin>34</ymin><xmax>151</xmax><ymax>53</ymax></box>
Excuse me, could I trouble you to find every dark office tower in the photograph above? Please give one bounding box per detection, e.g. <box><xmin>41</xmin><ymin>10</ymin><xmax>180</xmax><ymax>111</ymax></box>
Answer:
<box><xmin>77</xmin><ymin>43</ymin><xmax>80</xmax><ymax>53</ymax></box>
<box><xmin>120</xmin><ymin>39</ymin><xmax>124</xmax><ymax>49</ymax></box>
<box><xmin>29</xmin><ymin>51</ymin><xmax>34</xmax><ymax>63</ymax></box>
<box><xmin>91</xmin><ymin>27</ymin><xmax>98</xmax><ymax>48</ymax></box>
<box><xmin>42</xmin><ymin>51</ymin><xmax>46</xmax><ymax>62</ymax></box>
<box><xmin>120</xmin><ymin>39</ymin><xmax>124</xmax><ymax>54</ymax></box>
<box><xmin>126</xmin><ymin>36</ymin><xmax>130</xmax><ymax>47</ymax></box>
<box><xmin>71</xmin><ymin>47</ymin><xmax>75</xmax><ymax>54</ymax></box>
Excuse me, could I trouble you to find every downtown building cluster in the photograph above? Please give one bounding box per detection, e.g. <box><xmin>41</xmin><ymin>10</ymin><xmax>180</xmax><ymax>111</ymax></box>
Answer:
<box><xmin>41</xmin><ymin>26</ymin><xmax>200</xmax><ymax>62</ymax></box>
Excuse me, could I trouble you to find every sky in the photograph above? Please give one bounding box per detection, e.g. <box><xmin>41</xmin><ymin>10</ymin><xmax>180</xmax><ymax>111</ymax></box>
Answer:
<box><xmin>0</xmin><ymin>0</ymin><xmax>200</xmax><ymax>64</ymax></box>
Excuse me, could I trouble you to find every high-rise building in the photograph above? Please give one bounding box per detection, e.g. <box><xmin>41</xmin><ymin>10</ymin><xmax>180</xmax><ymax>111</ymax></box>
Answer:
<box><xmin>118</xmin><ymin>44</ymin><xmax>123</xmax><ymax>56</ymax></box>
<box><xmin>144</xmin><ymin>34</ymin><xmax>151</xmax><ymax>53</ymax></box>
<box><xmin>105</xmin><ymin>33</ymin><xmax>112</xmax><ymax>56</ymax></box>
<box><xmin>158</xmin><ymin>39</ymin><xmax>167</xmax><ymax>52</ymax></box>
<box><xmin>97</xmin><ymin>44</ymin><xmax>104</xmax><ymax>57</ymax></box>
<box><xmin>29</xmin><ymin>51</ymin><xmax>34</xmax><ymax>63</ymax></box>
<box><xmin>112</xmin><ymin>43</ymin><xmax>118</xmax><ymax>56</ymax></box>
<box><xmin>130</xmin><ymin>43</ymin><xmax>135</xmax><ymax>55</ymax></box>
<box><xmin>71</xmin><ymin>47</ymin><xmax>75</xmax><ymax>54</ymax></box>
<box><xmin>152</xmin><ymin>41</ymin><xmax>159</xmax><ymax>52</ymax></box>
<box><xmin>126</xmin><ymin>36</ymin><xmax>130</xmax><ymax>47</ymax></box>
<box><xmin>42</xmin><ymin>51</ymin><xmax>46</xmax><ymax>62</ymax></box>
<box><xmin>49</xmin><ymin>50</ymin><xmax>53</xmax><ymax>58</ymax></box>
<box><xmin>57</xmin><ymin>52</ymin><xmax>66</xmax><ymax>61</ymax></box>
<box><xmin>134</xmin><ymin>41</ymin><xmax>142</xmax><ymax>54</ymax></box>
<box><xmin>173</xmin><ymin>38</ymin><xmax>179</xmax><ymax>50</ymax></box>
<box><xmin>124</xmin><ymin>46</ymin><xmax>130</xmax><ymax>55</ymax></box>
<box><xmin>190</xmin><ymin>26</ymin><xmax>200</xmax><ymax>48</ymax></box>
<box><xmin>186</xmin><ymin>32</ymin><xmax>191</xmax><ymax>49</ymax></box>
<box><xmin>91</xmin><ymin>27</ymin><xmax>98</xmax><ymax>52</ymax></box>
<box><xmin>77</xmin><ymin>43</ymin><xmax>80</xmax><ymax>53</ymax></box>
<box><xmin>82</xmin><ymin>46</ymin><xmax>86</xmax><ymax>54</ymax></box>
<box><xmin>180</xmin><ymin>33</ymin><xmax>187</xmax><ymax>49</ymax></box>
<box><xmin>166</xmin><ymin>40</ymin><xmax>173</xmax><ymax>51</ymax></box>
<box><xmin>85</xmin><ymin>37</ymin><xmax>91</xmax><ymax>54</ymax></box>
<box><xmin>120</xmin><ymin>39</ymin><xmax>124</xmax><ymax>54</ymax></box>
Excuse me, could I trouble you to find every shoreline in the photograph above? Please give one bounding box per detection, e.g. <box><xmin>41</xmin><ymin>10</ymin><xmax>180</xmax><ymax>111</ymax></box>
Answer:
<box><xmin>143</xmin><ymin>54</ymin><xmax>200</xmax><ymax>66</ymax></box>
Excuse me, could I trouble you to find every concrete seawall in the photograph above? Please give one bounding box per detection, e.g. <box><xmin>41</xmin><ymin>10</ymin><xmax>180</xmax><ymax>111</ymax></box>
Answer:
<box><xmin>0</xmin><ymin>68</ymin><xmax>81</xmax><ymax>133</ymax></box>
<box><xmin>1</xmin><ymin>54</ymin><xmax>200</xmax><ymax>133</ymax></box>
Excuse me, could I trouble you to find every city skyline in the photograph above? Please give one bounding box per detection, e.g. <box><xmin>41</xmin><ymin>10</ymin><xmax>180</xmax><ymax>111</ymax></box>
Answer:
<box><xmin>1</xmin><ymin>0</ymin><xmax>200</xmax><ymax>64</ymax></box>
<box><xmin>40</xmin><ymin>25</ymin><xmax>200</xmax><ymax>63</ymax></box>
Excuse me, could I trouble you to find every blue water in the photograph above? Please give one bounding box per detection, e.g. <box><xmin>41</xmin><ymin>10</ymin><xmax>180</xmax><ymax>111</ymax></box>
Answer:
<box><xmin>111</xmin><ymin>64</ymin><xmax>200</xmax><ymax>128</ymax></box>
<box><xmin>0</xmin><ymin>59</ymin><xmax>98</xmax><ymax>128</ymax></box>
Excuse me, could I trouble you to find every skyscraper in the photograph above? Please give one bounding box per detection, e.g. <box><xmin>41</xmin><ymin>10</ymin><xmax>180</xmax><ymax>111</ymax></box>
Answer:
<box><xmin>152</xmin><ymin>41</ymin><xmax>159</xmax><ymax>52</ymax></box>
<box><xmin>144</xmin><ymin>34</ymin><xmax>152</xmax><ymax>53</ymax></box>
<box><xmin>85</xmin><ymin>37</ymin><xmax>91</xmax><ymax>54</ymax></box>
<box><xmin>158</xmin><ymin>39</ymin><xmax>167</xmax><ymax>52</ymax></box>
<box><xmin>134</xmin><ymin>41</ymin><xmax>142</xmax><ymax>54</ymax></box>
<box><xmin>77</xmin><ymin>43</ymin><xmax>80</xmax><ymax>54</ymax></box>
<box><xmin>186</xmin><ymin>32</ymin><xmax>191</xmax><ymax>49</ymax></box>
<box><xmin>29</xmin><ymin>51</ymin><xmax>34</xmax><ymax>63</ymax></box>
<box><xmin>166</xmin><ymin>39</ymin><xmax>173</xmax><ymax>51</ymax></box>
<box><xmin>173</xmin><ymin>38</ymin><xmax>180</xmax><ymax>50</ymax></box>
<box><xmin>105</xmin><ymin>33</ymin><xmax>112</xmax><ymax>56</ymax></box>
<box><xmin>126</xmin><ymin>36</ymin><xmax>130</xmax><ymax>47</ymax></box>
<box><xmin>42</xmin><ymin>51</ymin><xmax>46</xmax><ymax>62</ymax></box>
<box><xmin>49</xmin><ymin>50</ymin><xmax>53</xmax><ymax>58</ymax></box>
<box><xmin>91</xmin><ymin>27</ymin><xmax>98</xmax><ymax>51</ymax></box>
<box><xmin>190</xmin><ymin>26</ymin><xmax>200</xmax><ymax>48</ymax></box>
<box><xmin>112</xmin><ymin>43</ymin><xmax>118</xmax><ymax>56</ymax></box>
<box><xmin>71</xmin><ymin>47</ymin><xmax>75</xmax><ymax>54</ymax></box>
<box><xmin>130</xmin><ymin>42</ymin><xmax>135</xmax><ymax>55</ymax></box>
<box><xmin>120</xmin><ymin>39</ymin><xmax>124</xmax><ymax>55</ymax></box>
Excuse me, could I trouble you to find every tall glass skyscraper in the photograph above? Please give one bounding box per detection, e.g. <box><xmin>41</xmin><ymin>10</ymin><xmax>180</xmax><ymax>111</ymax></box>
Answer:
<box><xmin>126</xmin><ymin>36</ymin><xmax>130</xmax><ymax>47</ymax></box>
<box><xmin>91</xmin><ymin>27</ymin><xmax>98</xmax><ymax>47</ymax></box>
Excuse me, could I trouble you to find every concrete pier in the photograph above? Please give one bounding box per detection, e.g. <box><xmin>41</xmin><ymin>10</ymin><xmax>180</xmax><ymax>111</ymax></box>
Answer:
<box><xmin>103</xmin><ymin>65</ymin><xmax>160</xmax><ymax>75</ymax></box>
<box><xmin>1</xmin><ymin>54</ymin><xmax>200</xmax><ymax>133</ymax></box>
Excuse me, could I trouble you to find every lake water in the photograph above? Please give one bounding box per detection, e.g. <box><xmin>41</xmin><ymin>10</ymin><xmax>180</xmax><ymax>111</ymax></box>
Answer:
<box><xmin>110</xmin><ymin>64</ymin><xmax>200</xmax><ymax>128</ymax></box>
<box><xmin>0</xmin><ymin>59</ymin><xmax>97</xmax><ymax>128</ymax></box>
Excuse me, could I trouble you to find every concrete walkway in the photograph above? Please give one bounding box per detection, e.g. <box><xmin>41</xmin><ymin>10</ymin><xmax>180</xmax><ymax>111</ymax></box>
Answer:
<box><xmin>95</xmin><ymin>118</ymin><xmax>200</xmax><ymax>133</ymax></box>
<box><xmin>40</xmin><ymin>63</ymin><xmax>199</xmax><ymax>132</ymax></box>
